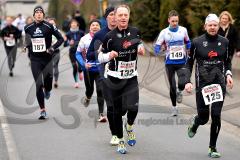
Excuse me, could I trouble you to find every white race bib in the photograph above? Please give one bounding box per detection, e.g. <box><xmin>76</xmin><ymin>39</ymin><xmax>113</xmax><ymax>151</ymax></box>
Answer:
<box><xmin>31</xmin><ymin>38</ymin><xmax>46</xmax><ymax>52</ymax></box>
<box><xmin>107</xmin><ymin>60</ymin><xmax>137</xmax><ymax>79</ymax></box>
<box><xmin>169</xmin><ymin>45</ymin><xmax>185</xmax><ymax>60</ymax></box>
<box><xmin>201</xmin><ymin>84</ymin><xmax>223</xmax><ymax>105</ymax></box>
<box><xmin>118</xmin><ymin>61</ymin><xmax>137</xmax><ymax>79</ymax></box>
<box><xmin>6</xmin><ymin>39</ymin><xmax>15</xmax><ymax>47</ymax></box>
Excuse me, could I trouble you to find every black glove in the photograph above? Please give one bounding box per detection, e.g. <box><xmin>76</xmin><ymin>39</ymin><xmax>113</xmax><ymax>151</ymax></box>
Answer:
<box><xmin>47</xmin><ymin>47</ymin><xmax>55</xmax><ymax>54</ymax></box>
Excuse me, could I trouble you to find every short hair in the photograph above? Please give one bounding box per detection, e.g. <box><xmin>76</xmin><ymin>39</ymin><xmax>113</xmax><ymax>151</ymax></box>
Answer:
<box><xmin>168</xmin><ymin>10</ymin><xmax>179</xmax><ymax>18</ymax></box>
<box><xmin>70</xmin><ymin>19</ymin><xmax>79</xmax><ymax>26</ymax></box>
<box><xmin>89</xmin><ymin>19</ymin><xmax>101</xmax><ymax>27</ymax></box>
<box><xmin>219</xmin><ymin>11</ymin><xmax>234</xmax><ymax>24</ymax></box>
<box><xmin>115</xmin><ymin>4</ymin><xmax>130</xmax><ymax>14</ymax></box>
<box><xmin>48</xmin><ymin>17</ymin><xmax>56</xmax><ymax>22</ymax></box>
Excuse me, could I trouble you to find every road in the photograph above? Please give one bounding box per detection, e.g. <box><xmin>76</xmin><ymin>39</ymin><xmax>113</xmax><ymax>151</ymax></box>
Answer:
<box><xmin>0</xmin><ymin>41</ymin><xmax>240</xmax><ymax>160</ymax></box>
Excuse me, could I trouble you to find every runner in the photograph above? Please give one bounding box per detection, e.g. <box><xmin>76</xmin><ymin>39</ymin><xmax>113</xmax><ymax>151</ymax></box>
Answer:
<box><xmin>218</xmin><ymin>11</ymin><xmax>240</xmax><ymax>61</ymax></box>
<box><xmin>12</xmin><ymin>13</ymin><xmax>26</xmax><ymax>47</ymax></box>
<box><xmin>100</xmin><ymin>4</ymin><xmax>145</xmax><ymax>154</ymax></box>
<box><xmin>75</xmin><ymin>19</ymin><xmax>106</xmax><ymax>122</ymax></box>
<box><xmin>64</xmin><ymin>19</ymin><xmax>84</xmax><ymax>88</ymax></box>
<box><xmin>154</xmin><ymin>10</ymin><xmax>191</xmax><ymax>116</ymax></box>
<box><xmin>185</xmin><ymin>13</ymin><xmax>233</xmax><ymax>158</ymax></box>
<box><xmin>48</xmin><ymin>17</ymin><xmax>62</xmax><ymax>88</ymax></box>
<box><xmin>0</xmin><ymin>16</ymin><xmax>22</xmax><ymax>77</ymax></box>
<box><xmin>22</xmin><ymin>16</ymin><xmax>34</xmax><ymax>65</ymax></box>
<box><xmin>24</xmin><ymin>6</ymin><xmax>64</xmax><ymax>119</ymax></box>
<box><xmin>87</xmin><ymin>6</ymin><xmax>119</xmax><ymax>145</ymax></box>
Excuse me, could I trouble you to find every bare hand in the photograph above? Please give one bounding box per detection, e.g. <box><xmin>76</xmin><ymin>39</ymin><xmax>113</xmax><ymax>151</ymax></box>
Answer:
<box><xmin>236</xmin><ymin>51</ymin><xmax>240</xmax><ymax>57</ymax></box>
<box><xmin>22</xmin><ymin>47</ymin><xmax>27</xmax><ymax>53</ymax></box>
<box><xmin>161</xmin><ymin>45</ymin><xmax>166</xmax><ymax>51</ymax></box>
<box><xmin>85</xmin><ymin>63</ymin><xmax>92</xmax><ymax>69</ymax></box>
<box><xmin>69</xmin><ymin>40</ymin><xmax>74</xmax><ymax>46</ymax></box>
<box><xmin>3</xmin><ymin>37</ymin><xmax>10</xmax><ymax>41</ymax></box>
<box><xmin>185</xmin><ymin>83</ymin><xmax>193</xmax><ymax>93</ymax></box>
<box><xmin>109</xmin><ymin>51</ymin><xmax>118</xmax><ymax>60</ymax></box>
<box><xmin>227</xmin><ymin>75</ymin><xmax>233</xmax><ymax>89</ymax></box>
<box><xmin>138</xmin><ymin>46</ymin><xmax>145</xmax><ymax>55</ymax></box>
<box><xmin>63</xmin><ymin>35</ymin><xmax>67</xmax><ymax>41</ymax></box>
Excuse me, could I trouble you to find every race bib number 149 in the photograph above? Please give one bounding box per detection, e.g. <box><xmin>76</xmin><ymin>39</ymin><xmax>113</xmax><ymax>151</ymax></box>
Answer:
<box><xmin>201</xmin><ymin>84</ymin><xmax>223</xmax><ymax>105</ymax></box>
<box><xmin>169</xmin><ymin>45</ymin><xmax>185</xmax><ymax>60</ymax></box>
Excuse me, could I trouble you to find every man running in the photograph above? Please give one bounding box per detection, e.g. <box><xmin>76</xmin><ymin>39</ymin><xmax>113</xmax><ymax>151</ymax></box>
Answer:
<box><xmin>154</xmin><ymin>10</ymin><xmax>191</xmax><ymax>116</ymax></box>
<box><xmin>87</xmin><ymin>6</ymin><xmax>118</xmax><ymax>145</ymax></box>
<box><xmin>47</xmin><ymin>17</ymin><xmax>62</xmax><ymax>89</ymax></box>
<box><xmin>185</xmin><ymin>13</ymin><xmax>233</xmax><ymax>158</ymax></box>
<box><xmin>100</xmin><ymin>4</ymin><xmax>145</xmax><ymax>154</ymax></box>
<box><xmin>0</xmin><ymin>16</ymin><xmax>21</xmax><ymax>77</ymax></box>
<box><xmin>24</xmin><ymin>6</ymin><xmax>64</xmax><ymax>119</ymax></box>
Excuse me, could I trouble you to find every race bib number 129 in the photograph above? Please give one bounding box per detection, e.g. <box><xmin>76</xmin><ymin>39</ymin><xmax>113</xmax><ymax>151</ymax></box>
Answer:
<box><xmin>201</xmin><ymin>84</ymin><xmax>223</xmax><ymax>105</ymax></box>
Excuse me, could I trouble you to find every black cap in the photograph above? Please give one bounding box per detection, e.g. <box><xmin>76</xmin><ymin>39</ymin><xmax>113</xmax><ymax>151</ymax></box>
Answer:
<box><xmin>75</xmin><ymin>10</ymin><xmax>80</xmax><ymax>14</ymax></box>
<box><xmin>33</xmin><ymin>6</ymin><xmax>45</xmax><ymax>16</ymax></box>
<box><xmin>89</xmin><ymin>19</ymin><xmax>101</xmax><ymax>26</ymax></box>
<box><xmin>104</xmin><ymin>6</ymin><xmax>115</xmax><ymax>18</ymax></box>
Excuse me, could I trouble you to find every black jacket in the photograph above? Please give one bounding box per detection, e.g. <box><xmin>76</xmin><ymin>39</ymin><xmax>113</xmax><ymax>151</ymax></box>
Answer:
<box><xmin>187</xmin><ymin>33</ymin><xmax>231</xmax><ymax>88</ymax></box>
<box><xmin>218</xmin><ymin>24</ymin><xmax>240</xmax><ymax>58</ymax></box>
<box><xmin>102</xmin><ymin>26</ymin><xmax>141</xmax><ymax>71</ymax></box>
<box><xmin>24</xmin><ymin>20</ymin><xmax>64</xmax><ymax>60</ymax></box>
<box><xmin>0</xmin><ymin>25</ymin><xmax>21</xmax><ymax>47</ymax></box>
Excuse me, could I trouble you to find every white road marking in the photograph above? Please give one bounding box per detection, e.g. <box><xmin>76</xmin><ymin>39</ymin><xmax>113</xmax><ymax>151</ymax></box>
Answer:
<box><xmin>0</xmin><ymin>100</ymin><xmax>21</xmax><ymax>160</ymax></box>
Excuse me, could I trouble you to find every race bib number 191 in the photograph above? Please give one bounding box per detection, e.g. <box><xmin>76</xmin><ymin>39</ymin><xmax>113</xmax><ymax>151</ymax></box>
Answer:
<box><xmin>31</xmin><ymin>38</ymin><xmax>46</xmax><ymax>52</ymax></box>
<box><xmin>201</xmin><ymin>84</ymin><xmax>223</xmax><ymax>105</ymax></box>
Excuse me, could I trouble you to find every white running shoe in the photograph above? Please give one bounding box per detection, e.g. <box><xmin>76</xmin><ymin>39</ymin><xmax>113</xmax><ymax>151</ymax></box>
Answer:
<box><xmin>74</xmin><ymin>82</ymin><xmax>79</xmax><ymax>88</ymax></box>
<box><xmin>110</xmin><ymin>135</ymin><xmax>119</xmax><ymax>146</ymax></box>
<box><xmin>97</xmin><ymin>114</ymin><xmax>107</xmax><ymax>123</ymax></box>
<box><xmin>171</xmin><ymin>106</ymin><xmax>178</xmax><ymax>116</ymax></box>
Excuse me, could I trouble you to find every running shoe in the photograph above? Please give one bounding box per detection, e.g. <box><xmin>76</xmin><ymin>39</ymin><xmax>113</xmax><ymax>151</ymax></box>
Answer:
<box><xmin>176</xmin><ymin>90</ymin><xmax>183</xmax><ymax>103</ymax></box>
<box><xmin>117</xmin><ymin>140</ymin><xmax>127</xmax><ymax>154</ymax></box>
<box><xmin>38</xmin><ymin>110</ymin><xmax>48</xmax><ymax>120</ymax></box>
<box><xmin>97</xmin><ymin>114</ymin><xmax>107</xmax><ymax>122</ymax></box>
<box><xmin>74</xmin><ymin>82</ymin><xmax>79</xmax><ymax>88</ymax></box>
<box><xmin>44</xmin><ymin>91</ymin><xmax>51</xmax><ymax>100</ymax></box>
<box><xmin>54</xmin><ymin>82</ymin><xmax>58</xmax><ymax>88</ymax></box>
<box><xmin>188</xmin><ymin>116</ymin><xmax>197</xmax><ymax>138</ymax></box>
<box><xmin>208</xmin><ymin>147</ymin><xmax>221</xmax><ymax>158</ymax></box>
<box><xmin>83</xmin><ymin>97</ymin><xmax>90</xmax><ymax>107</ymax></box>
<box><xmin>110</xmin><ymin>135</ymin><xmax>119</xmax><ymax>146</ymax></box>
<box><xmin>79</xmin><ymin>72</ymin><xmax>84</xmax><ymax>81</ymax></box>
<box><xmin>9</xmin><ymin>71</ymin><xmax>13</xmax><ymax>77</ymax></box>
<box><xmin>125</xmin><ymin>123</ymin><xmax>136</xmax><ymax>146</ymax></box>
<box><xmin>171</xmin><ymin>106</ymin><xmax>178</xmax><ymax>116</ymax></box>
<box><xmin>188</xmin><ymin>124</ymin><xmax>196</xmax><ymax>138</ymax></box>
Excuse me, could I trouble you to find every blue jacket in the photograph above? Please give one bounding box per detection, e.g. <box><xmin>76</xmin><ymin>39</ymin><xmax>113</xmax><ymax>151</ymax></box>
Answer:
<box><xmin>86</xmin><ymin>27</ymin><xmax>111</xmax><ymax>75</ymax></box>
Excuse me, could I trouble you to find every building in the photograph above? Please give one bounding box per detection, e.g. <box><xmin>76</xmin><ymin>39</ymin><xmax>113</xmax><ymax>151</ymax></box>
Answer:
<box><xmin>107</xmin><ymin>0</ymin><xmax>123</xmax><ymax>6</ymax></box>
<box><xmin>1</xmin><ymin>0</ymin><xmax>49</xmax><ymax>18</ymax></box>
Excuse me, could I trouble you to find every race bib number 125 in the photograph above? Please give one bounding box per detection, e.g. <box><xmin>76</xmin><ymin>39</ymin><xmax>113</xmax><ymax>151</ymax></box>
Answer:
<box><xmin>201</xmin><ymin>84</ymin><xmax>223</xmax><ymax>105</ymax></box>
